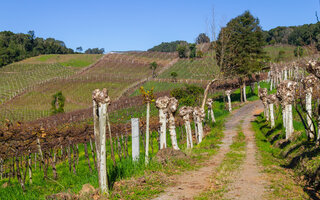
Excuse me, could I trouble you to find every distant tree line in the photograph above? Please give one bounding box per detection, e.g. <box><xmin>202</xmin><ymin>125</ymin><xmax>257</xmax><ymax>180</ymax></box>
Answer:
<box><xmin>0</xmin><ymin>30</ymin><xmax>74</xmax><ymax>67</ymax></box>
<box><xmin>264</xmin><ymin>22</ymin><xmax>320</xmax><ymax>49</ymax></box>
<box><xmin>148</xmin><ymin>40</ymin><xmax>187</xmax><ymax>52</ymax></box>
<box><xmin>84</xmin><ymin>48</ymin><xmax>105</xmax><ymax>54</ymax></box>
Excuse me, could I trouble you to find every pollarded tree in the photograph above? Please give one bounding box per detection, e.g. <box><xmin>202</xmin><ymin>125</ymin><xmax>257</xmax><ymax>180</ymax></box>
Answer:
<box><xmin>216</xmin><ymin>11</ymin><xmax>268</xmax><ymax>102</ymax></box>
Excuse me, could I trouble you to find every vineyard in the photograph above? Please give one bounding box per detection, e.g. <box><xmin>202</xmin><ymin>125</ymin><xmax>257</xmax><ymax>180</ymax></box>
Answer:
<box><xmin>0</xmin><ymin>52</ymin><xmax>177</xmax><ymax>122</ymax></box>
<box><xmin>1</xmin><ymin>46</ymin><xmax>320</xmax><ymax>199</ymax></box>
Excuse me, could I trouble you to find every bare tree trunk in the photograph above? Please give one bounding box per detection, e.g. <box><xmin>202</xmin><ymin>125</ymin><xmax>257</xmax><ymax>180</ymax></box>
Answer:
<box><xmin>243</xmin><ymin>82</ymin><xmax>247</xmax><ymax>102</ymax></box>
<box><xmin>201</xmin><ymin>79</ymin><xmax>216</xmax><ymax>110</ymax></box>
<box><xmin>93</xmin><ymin>100</ymin><xmax>101</xmax><ymax>178</ymax></box>
<box><xmin>28</xmin><ymin>152</ymin><xmax>32</xmax><ymax>184</ymax></box>
<box><xmin>286</xmin><ymin>104</ymin><xmax>294</xmax><ymax>139</ymax></box>
<box><xmin>226</xmin><ymin>90</ymin><xmax>232</xmax><ymax>112</ymax></box>
<box><xmin>185</xmin><ymin>120</ymin><xmax>193</xmax><ymax>148</ymax></box>
<box><xmin>169</xmin><ymin>112</ymin><xmax>179</xmax><ymax>150</ymax></box>
<box><xmin>270</xmin><ymin>104</ymin><xmax>275</xmax><ymax>128</ymax></box>
<box><xmin>145</xmin><ymin>102</ymin><xmax>150</xmax><ymax>165</ymax></box>
<box><xmin>158</xmin><ymin>109</ymin><xmax>167</xmax><ymax>149</ymax></box>
<box><xmin>240</xmin><ymin>85</ymin><xmax>243</xmax><ymax>103</ymax></box>
<box><xmin>98</xmin><ymin>102</ymin><xmax>108</xmax><ymax>194</ymax></box>
<box><xmin>306</xmin><ymin>90</ymin><xmax>314</xmax><ymax>139</ymax></box>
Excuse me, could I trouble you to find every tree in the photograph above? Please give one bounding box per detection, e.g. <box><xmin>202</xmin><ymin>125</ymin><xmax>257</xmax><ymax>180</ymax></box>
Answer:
<box><xmin>189</xmin><ymin>44</ymin><xmax>196</xmax><ymax>59</ymax></box>
<box><xmin>76</xmin><ymin>46</ymin><xmax>83</xmax><ymax>53</ymax></box>
<box><xmin>170</xmin><ymin>72</ymin><xmax>178</xmax><ymax>82</ymax></box>
<box><xmin>0</xmin><ymin>31</ymin><xmax>74</xmax><ymax>67</ymax></box>
<box><xmin>51</xmin><ymin>91</ymin><xmax>65</xmax><ymax>115</ymax></box>
<box><xmin>148</xmin><ymin>40</ymin><xmax>187</xmax><ymax>52</ymax></box>
<box><xmin>139</xmin><ymin>87</ymin><xmax>155</xmax><ymax>165</ymax></box>
<box><xmin>196</xmin><ymin>33</ymin><xmax>210</xmax><ymax>44</ymax></box>
<box><xmin>85</xmin><ymin>48</ymin><xmax>105</xmax><ymax>54</ymax></box>
<box><xmin>176</xmin><ymin>43</ymin><xmax>188</xmax><ymax>58</ymax></box>
<box><xmin>149</xmin><ymin>61</ymin><xmax>158</xmax><ymax>78</ymax></box>
<box><xmin>216</xmin><ymin>11</ymin><xmax>268</xmax><ymax>102</ymax></box>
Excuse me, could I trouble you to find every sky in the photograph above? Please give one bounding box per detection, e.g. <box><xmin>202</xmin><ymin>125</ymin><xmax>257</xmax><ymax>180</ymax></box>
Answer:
<box><xmin>0</xmin><ymin>0</ymin><xmax>319</xmax><ymax>52</ymax></box>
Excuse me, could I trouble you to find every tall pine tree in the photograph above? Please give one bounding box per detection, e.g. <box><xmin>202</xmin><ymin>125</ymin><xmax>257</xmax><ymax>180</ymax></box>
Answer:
<box><xmin>216</xmin><ymin>11</ymin><xmax>268</xmax><ymax>102</ymax></box>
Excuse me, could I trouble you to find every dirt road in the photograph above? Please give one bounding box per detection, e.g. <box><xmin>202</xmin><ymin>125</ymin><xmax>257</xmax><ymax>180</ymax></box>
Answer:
<box><xmin>153</xmin><ymin>101</ymin><xmax>264</xmax><ymax>200</ymax></box>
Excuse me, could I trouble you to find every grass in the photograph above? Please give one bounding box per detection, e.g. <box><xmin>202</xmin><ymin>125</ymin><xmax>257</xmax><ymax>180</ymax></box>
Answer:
<box><xmin>158</xmin><ymin>55</ymin><xmax>219</xmax><ymax>80</ymax></box>
<box><xmin>26</xmin><ymin>54</ymin><xmax>103</xmax><ymax>67</ymax></box>
<box><xmin>263</xmin><ymin>45</ymin><xmax>311</xmax><ymax>62</ymax></box>
<box><xmin>195</xmin><ymin>128</ymin><xmax>246</xmax><ymax>200</ymax></box>
<box><xmin>252</xmin><ymin>115</ymin><xmax>309</xmax><ymax>199</ymax></box>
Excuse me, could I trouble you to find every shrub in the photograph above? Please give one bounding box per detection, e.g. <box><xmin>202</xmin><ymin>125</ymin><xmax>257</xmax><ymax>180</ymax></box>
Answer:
<box><xmin>171</xmin><ymin>84</ymin><xmax>204</xmax><ymax>106</ymax></box>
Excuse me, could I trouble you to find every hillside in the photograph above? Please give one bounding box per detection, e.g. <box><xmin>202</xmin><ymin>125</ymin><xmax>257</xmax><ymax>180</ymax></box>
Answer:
<box><xmin>0</xmin><ymin>52</ymin><xmax>177</xmax><ymax>122</ymax></box>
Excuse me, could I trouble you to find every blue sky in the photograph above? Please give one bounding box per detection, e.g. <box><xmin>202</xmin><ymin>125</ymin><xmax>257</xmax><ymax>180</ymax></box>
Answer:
<box><xmin>0</xmin><ymin>0</ymin><xmax>319</xmax><ymax>52</ymax></box>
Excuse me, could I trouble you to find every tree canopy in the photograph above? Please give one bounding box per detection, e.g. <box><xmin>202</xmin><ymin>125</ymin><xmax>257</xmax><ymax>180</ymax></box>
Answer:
<box><xmin>196</xmin><ymin>33</ymin><xmax>210</xmax><ymax>44</ymax></box>
<box><xmin>84</xmin><ymin>48</ymin><xmax>105</xmax><ymax>54</ymax></box>
<box><xmin>216</xmin><ymin>11</ymin><xmax>267</xmax><ymax>78</ymax></box>
<box><xmin>265</xmin><ymin>22</ymin><xmax>320</xmax><ymax>49</ymax></box>
<box><xmin>148</xmin><ymin>40</ymin><xmax>187</xmax><ymax>52</ymax></box>
<box><xmin>0</xmin><ymin>31</ymin><xmax>74</xmax><ymax>67</ymax></box>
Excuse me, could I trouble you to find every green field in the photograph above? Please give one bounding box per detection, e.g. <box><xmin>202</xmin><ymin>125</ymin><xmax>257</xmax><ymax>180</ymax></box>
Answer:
<box><xmin>263</xmin><ymin>45</ymin><xmax>312</xmax><ymax>62</ymax></box>
<box><xmin>158</xmin><ymin>55</ymin><xmax>219</xmax><ymax>80</ymax></box>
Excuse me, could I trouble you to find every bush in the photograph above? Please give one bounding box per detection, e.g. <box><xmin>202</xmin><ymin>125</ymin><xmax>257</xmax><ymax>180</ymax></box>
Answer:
<box><xmin>196</xmin><ymin>50</ymin><xmax>204</xmax><ymax>58</ymax></box>
<box><xmin>176</xmin><ymin>43</ymin><xmax>188</xmax><ymax>58</ymax></box>
<box><xmin>171</xmin><ymin>84</ymin><xmax>204</xmax><ymax>106</ymax></box>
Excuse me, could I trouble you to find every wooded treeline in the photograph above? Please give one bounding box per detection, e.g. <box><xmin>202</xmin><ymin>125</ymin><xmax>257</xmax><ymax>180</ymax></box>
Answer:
<box><xmin>149</xmin><ymin>22</ymin><xmax>320</xmax><ymax>53</ymax></box>
<box><xmin>0</xmin><ymin>31</ymin><xmax>74</xmax><ymax>67</ymax></box>
<box><xmin>264</xmin><ymin>22</ymin><xmax>320</xmax><ymax>48</ymax></box>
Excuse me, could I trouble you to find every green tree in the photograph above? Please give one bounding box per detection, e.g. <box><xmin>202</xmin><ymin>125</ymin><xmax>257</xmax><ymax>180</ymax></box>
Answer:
<box><xmin>76</xmin><ymin>46</ymin><xmax>83</xmax><ymax>53</ymax></box>
<box><xmin>196</xmin><ymin>33</ymin><xmax>210</xmax><ymax>44</ymax></box>
<box><xmin>170</xmin><ymin>72</ymin><xmax>178</xmax><ymax>82</ymax></box>
<box><xmin>148</xmin><ymin>40</ymin><xmax>187</xmax><ymax>52</ymax></box>
<box><xmin>51</xmin><ymin>91</ymin><xmax>65</xmax><ymax>115</ymax></box>
<box><xmin>189</xmin><ymin>44</ymin><xmax>196</xmax><ymax>59</ymax></box>
<box><xmin>149</xmin><ymin>61</ymin><xmax>158</xmax><ymax>78</ymax></box>
<box><xmin>176</xmin><ymin>43</ymin><xmax>188</xmax><ymax>58</ymax></box>
<box><xmin>216</xmin><ymin>11</ymin><xmax>268</xmax><ymax>102</ymax></box>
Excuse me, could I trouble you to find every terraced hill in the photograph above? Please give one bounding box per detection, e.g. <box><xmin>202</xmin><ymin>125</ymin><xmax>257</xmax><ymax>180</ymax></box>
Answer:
<box><xmin>0</xmin><ymin>52</ymin><xmax>178</xmax><ymax>122</ymax></box>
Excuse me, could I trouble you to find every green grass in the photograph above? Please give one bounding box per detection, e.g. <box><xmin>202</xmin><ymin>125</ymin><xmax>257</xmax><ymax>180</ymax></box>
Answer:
<box><xmin>264</xmin><ymin>45</ymin><xmax>311</xmax><ymax>62</ymax></box>
<box><xmin>252</xmin><ymin>115</ymin><xmax>309</xmax><ymax>199</ymax></box>
<box><xmin>158</xmin><ymin>56</ymin><xmax>219</xmax><ymax>80</ymax></box>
